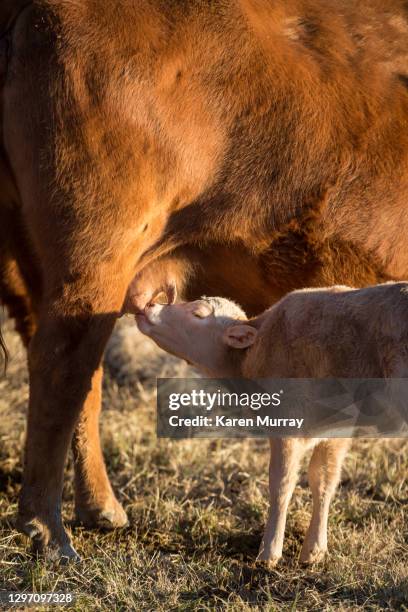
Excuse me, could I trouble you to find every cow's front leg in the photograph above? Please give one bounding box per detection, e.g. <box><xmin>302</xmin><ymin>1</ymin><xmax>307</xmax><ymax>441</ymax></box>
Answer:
<box><xmin>257</xmin><ymin>438</ymin><xmax>304</xmax><ymax>566</ymax></box>
<box><xmin>72</xmin><ymin>367</ymin><xmax>127</xmax><ymax>529</ymax></box>
<box><xmin>16</xmin><ymin>275</ymin><xmax>129</xmax><ymax>560</ymax></box>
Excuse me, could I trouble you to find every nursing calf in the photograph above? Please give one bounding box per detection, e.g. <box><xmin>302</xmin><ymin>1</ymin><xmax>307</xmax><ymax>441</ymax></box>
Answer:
<box><xmin>135</xmin><ymin>282</ymin><xmax>408</xmax><ymax>564</ymax></box>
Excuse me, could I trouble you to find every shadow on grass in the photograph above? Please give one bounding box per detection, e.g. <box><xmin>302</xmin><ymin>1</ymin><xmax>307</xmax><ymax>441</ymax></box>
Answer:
<box><xmin>112</xmin><ymin>513</ymin><xmax>408</xmax><ymax>608</ymax></box>
<box><xmin>177</xmin><ymin>562</ymin><xmax>408</xmax><ymax>608</ymax></box>
<box><xmin>330</xmin><ymin>576</ymin><xmax>408</xmax><ymax>609</ymax></box>
<box><xmin>0</xmin><ymin>465</ymin><xmax>22</xmax><ymax>490</ymax></box>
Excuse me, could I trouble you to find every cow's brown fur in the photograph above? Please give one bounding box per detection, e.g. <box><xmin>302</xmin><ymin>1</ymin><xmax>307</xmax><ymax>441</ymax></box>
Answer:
<box><xmin>128</xmin><ymin>200</ymin><xmax>393</xmax><ymax>315</ymax></box>
<box><xmin>0</xmin><ymin>0</ymin><xmax>407</xmax><ymax>558</ymax></box>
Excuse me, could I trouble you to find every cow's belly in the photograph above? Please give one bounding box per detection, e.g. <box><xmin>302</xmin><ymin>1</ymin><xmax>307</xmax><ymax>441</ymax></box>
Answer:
<box><xmin>178</xmin><ymin>215</ymin><xmax>403</xmax><ymax>316</ymax></box>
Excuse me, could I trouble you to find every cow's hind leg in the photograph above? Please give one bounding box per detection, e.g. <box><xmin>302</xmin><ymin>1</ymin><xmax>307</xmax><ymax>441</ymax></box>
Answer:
<box><xmin>0</xmin><ymin>217</ymin><xmax>126</xmax><ymax>532</ymax></box>
<box><xmin>16</xmin><ymin>257</ymin><xmax>133</xmax><ymax>559</ymax></box>
<box><xmin>72</xmin><ymin>366</ymin><xmax>127</xmax><ymax>529</ymax></box>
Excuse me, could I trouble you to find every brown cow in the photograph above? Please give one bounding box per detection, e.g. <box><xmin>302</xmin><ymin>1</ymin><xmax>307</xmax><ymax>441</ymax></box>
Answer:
<box><xmin>0</xmin><ymin>0</ymin><xmax>407</xmax><ymax>560</ymax></box>
<box><xmin>134</xmin><ymin>285</ymin><xmax>408</xmax><ymax>564</ymax></box>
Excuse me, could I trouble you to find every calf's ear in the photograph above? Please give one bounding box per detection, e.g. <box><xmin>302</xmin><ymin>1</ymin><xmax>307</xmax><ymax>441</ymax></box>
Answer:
<box><xmin>222</xmin><ymin>325</ymin><xmax>258</xmax><ymax>349</ymax></box>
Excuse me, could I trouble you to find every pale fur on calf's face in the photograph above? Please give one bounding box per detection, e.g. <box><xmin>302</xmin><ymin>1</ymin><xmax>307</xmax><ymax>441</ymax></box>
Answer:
<box><xmin>136</xmin><ymin>296</ymin><xmax>258</xmax><ymax>376</ymax></box>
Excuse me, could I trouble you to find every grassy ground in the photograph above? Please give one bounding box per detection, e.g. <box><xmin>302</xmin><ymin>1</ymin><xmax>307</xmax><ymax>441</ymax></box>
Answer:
<box><xmin>0</xmin><ymin>314</ymin><xmax>407</xmax><ymax>610</ymax></box>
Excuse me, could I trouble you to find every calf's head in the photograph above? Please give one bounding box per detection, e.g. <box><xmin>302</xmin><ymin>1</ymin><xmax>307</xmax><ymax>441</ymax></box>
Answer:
<box><xmin>136</xmin><ymin>297</ymin><xmax>258</xmax><ymax>376</ymax></box>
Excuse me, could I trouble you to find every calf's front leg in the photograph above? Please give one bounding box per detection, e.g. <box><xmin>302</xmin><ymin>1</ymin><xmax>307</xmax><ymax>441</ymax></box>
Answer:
<box><xmin>299</xmin><ymin>438</ymin><xmax>350</xmax><ymax>564</ymax></box>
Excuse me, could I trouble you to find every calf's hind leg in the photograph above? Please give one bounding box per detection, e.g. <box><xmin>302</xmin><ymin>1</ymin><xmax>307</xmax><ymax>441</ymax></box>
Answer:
<box><xmin>300</xmin><ymin>438</ymin><xmax>350</xmax><ymax>564</ymax></box>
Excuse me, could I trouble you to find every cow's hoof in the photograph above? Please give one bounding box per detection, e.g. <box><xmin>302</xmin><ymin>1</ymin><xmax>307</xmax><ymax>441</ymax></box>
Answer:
<box><xmin>75</xmin><ymin>500</ymin><xmax>128</xmax><ymax>530</ymax></box>
<box><xmin>299</xmin><ymin>544</ymin><xmax>326</xmax><ymax>565</ymax></box>
<box><xmin>16</xmin><ymin>515</ymin><xmax>80</xmax><ymax>563</ymax></box>
<box><xmin>36</xmin><ymin>541</ymin><xmax>81</xmax><ymax>564</ymax></box>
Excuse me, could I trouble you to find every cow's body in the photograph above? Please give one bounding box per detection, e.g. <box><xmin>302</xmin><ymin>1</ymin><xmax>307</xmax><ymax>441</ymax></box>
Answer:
<box><xmin>0</xmin><ymin>0</ymin><xmax>407</xmax><ymax>558</ymax></box>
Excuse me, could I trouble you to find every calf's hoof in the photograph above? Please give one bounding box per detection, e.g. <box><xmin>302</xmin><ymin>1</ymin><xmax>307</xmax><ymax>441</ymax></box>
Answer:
<box><xmin>256</xmin><ymin>549</ymin><xmax>281</xmax><ymax>568</ymax></box>
<box><xmin>15</xmin><ymin>514</ymin><xmax>81</xmax><ymax>563</ymax></box>
<box><xmin>75</xmin><ymin>499</ymin><xmax>128</xmax><ymax>530</ymax></box>
<box><xmin>299</xmin><ymin>543</ymin><xmax>327</xmax><ymax>565</ymax></box>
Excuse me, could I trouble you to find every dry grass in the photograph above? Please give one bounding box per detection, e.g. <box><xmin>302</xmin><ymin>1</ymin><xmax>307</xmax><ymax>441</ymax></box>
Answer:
<box><xmin>0</xmin><ymin>313</ymin><xmax>407</xmax><ymax>610</ymax></box>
